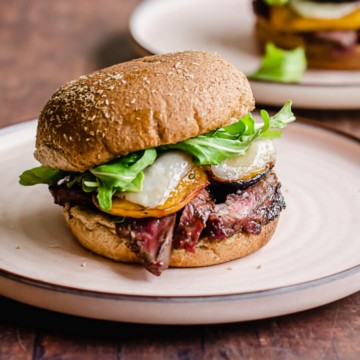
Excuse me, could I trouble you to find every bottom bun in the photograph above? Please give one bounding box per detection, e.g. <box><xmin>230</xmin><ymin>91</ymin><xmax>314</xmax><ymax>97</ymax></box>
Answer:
<box><xmin>64</xmin><ymin>204</ymin><xmax>279</xmax><ymax>268</ymax></box>
<box><xmin>255</xmin><ymin>19</ymin><xmax>360</xmax><ymax>70</ymax></box>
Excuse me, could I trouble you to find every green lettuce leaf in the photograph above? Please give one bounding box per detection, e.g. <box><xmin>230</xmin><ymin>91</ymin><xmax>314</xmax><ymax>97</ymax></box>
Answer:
<box><xmin>19</xmin><ymin>166</ymin><xmax>62</xmax><ymax>186</ymax></box>
<box><xmin>162</xmin><ymin>100</ymin><xmax>295</xmax><ymax>165</ymax></box>
<box><xmin>249</xmin><ymin>42</ymin><xmax>307</xmax><ymax>83</ymax></box>
<box><xmin>18</xmin><ymin>149</ymin><xmax>157</xmax><ymax>211</ymax></box>
<box><xmin>264</xmin><ymin>0</ymin><xmax>289</xmax><ymax>5</ymax></box>
<box><xmin>87</xmin><ymin>148</ymin><xmax>157</xmax><ymax>210</ymax></box>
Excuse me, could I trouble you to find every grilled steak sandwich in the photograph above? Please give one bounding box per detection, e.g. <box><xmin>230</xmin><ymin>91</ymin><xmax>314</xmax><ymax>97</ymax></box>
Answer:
<box><xmin>20</xmin><ymin>50</ymin><xmax>295</xmax><ymax>275</ymax></box>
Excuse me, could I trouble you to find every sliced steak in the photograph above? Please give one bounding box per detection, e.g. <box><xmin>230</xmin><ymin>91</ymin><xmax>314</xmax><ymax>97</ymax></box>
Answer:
<box><xmin>314</xmin><ymin>30</ymin><xmax>358</xmax><ymax>55</ymax></box>
<box><xmin>49</xmin><ymin>184</ymin><xmax>93</xmax><ymax>207</ymax></box>
<box><xmin>204</xmin><ymin>172</ymin><xmax>285</xmax><ymax>240</ymax></box>
<box><xmin>116</xmin><ymin>215</ymin><xmax>176</xmax><ymax>276</ymax></box>
<box><xmin>173</xmin><ymin>189</ymin><xmax>214</xmax><ymax>253</ymax></box>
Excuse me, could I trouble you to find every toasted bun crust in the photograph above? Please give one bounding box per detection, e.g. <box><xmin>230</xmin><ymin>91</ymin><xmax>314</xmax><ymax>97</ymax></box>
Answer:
<box><xmin>35</xmin><ymin>51</ymin><xmax>255</xmax><ymax>172</ymax></box>
<box><xmin>63</xmin><ymin>205</ymin><xmax>279</xmax><ymax>268</ymax></box>
<box><xmin>255</xmin><ymin>18</ymin><xmax>360</xmax><ymax>70</ymax></box>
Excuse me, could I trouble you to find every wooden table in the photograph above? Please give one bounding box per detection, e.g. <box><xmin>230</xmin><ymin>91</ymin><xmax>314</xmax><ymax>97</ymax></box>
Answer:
<box><xmin>1</xmin><ymin>1</ymin><xmax>359</xmax><ymax>359</ymax></box>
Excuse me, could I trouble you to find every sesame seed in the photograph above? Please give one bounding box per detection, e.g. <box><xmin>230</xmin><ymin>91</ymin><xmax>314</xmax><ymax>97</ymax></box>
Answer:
<box><xmin>112</xmin><ymin>73</ymin><xmax>123</xmax><ymax>80</ymax></box>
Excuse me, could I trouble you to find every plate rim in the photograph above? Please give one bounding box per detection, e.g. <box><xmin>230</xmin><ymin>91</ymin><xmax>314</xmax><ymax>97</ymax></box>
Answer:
<box><xmin>0</xmin><ymin>263</ymin><xmax>359</xmax><ymax>303</ymax></box>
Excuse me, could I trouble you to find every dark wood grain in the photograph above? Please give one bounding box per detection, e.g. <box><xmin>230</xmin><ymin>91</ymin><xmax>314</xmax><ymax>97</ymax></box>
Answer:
<box><xmin>0</xmin><ymin>0</ymin><xmax>140</xmax><ymax>127</ymax></box>
<box><xmin>0</xmin><ymin>293</ymin><xmax>359</xmax><ymax>359</ymax></box>
<box><xmin>0</xmin><ymin>1</ymin><xmax>359</xmax><ymax>359</ymax></box>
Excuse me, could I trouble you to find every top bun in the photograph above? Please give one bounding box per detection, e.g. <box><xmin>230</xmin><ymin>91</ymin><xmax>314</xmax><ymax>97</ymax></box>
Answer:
<box><xmin>35</xmin><ymin>51</ymin><xmax>254</xmax><ymax>172</ymax></box>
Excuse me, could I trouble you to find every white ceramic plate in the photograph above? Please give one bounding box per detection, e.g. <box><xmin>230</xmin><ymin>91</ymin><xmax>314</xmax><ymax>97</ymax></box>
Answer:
<box><xmin>0</xmin><ymin>120</ymin><xmax>359</xmax><ymax>324</ymax></box>
<box><xmin>130</xmin><ymin>0</ymin><xmax>360</xmax><ymax>109</ymax></box>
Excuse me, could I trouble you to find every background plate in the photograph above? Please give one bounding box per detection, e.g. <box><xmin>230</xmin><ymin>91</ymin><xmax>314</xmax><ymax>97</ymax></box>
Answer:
<box><xmin>130</xmin><ymin>0</ymin><xmax>360</xmax><ymax>109</ymax></box>
<box><xmin>0</xmin><ymin>120</ymin><xmax>359</xmax><ymax>324</ymax></box>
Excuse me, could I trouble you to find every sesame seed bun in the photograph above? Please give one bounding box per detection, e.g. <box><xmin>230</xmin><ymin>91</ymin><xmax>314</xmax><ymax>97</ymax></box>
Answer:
<box><xmin>64</xmin><ymin>205</ymin><xmax>279</xmax><ymax>268</ymax></box>
<box><xmin>35</xmin><ymin>51</ymin><xmax>254</xmax><ymax>172</ymax></box>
